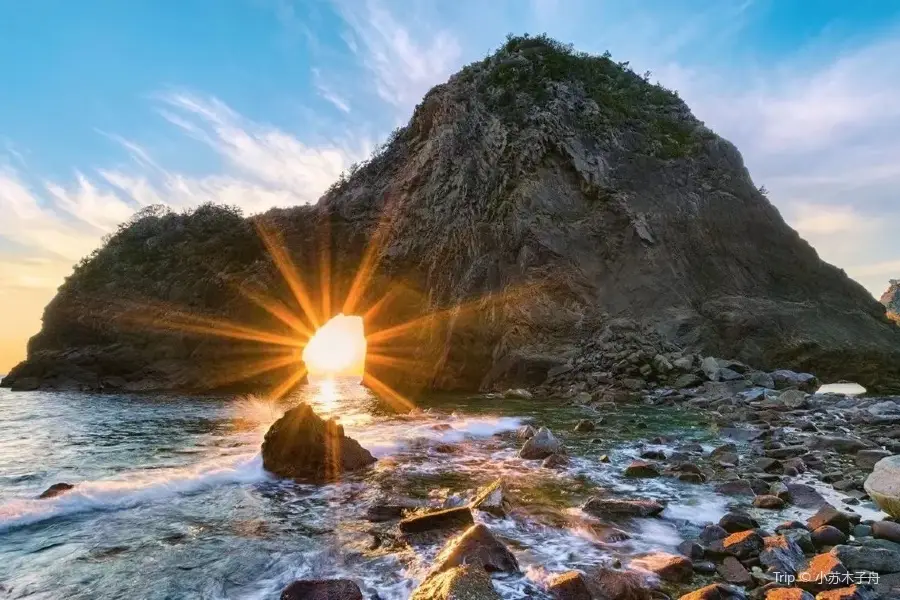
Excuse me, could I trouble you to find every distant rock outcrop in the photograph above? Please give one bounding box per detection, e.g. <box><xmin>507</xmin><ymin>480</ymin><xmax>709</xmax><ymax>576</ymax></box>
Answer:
<box><xmin>882</xmin><ymin>279</ymin><xmax>900</xmax><ymax>324</ymax></box>
<box><xmin>4</xmin><ymin>34</ymin><xmax>900</xmax><ymax>394</ymax></box>
<box><xmin>261</xmin><ymin>403</ymin><xmax>376</xmax><ymax>482</ymax></box>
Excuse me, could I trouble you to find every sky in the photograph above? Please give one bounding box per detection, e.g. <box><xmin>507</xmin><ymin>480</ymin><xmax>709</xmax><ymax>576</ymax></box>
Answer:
<box><xmin>1</xmin><ymin>0</ymin><xmax>900</xmax><ymax>373</ymax></box>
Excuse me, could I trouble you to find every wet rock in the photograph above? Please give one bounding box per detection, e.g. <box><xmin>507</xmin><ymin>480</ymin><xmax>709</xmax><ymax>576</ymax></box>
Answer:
<box><xmin>280</xmin><ymin>579</ymin><xmax>363</xmax><ymax>600</ymax></box>
<box><xmin>470</xmin><ymin>479</ymin><xmax>510</xmax><ymax>517</ymax></box>
<box><xmin>430</xmin><ymin>524</ymin><xmax>519</xmax><ymax>575</ymax></box>
<box><xmin>829</xmin><ymin>544</ymin><xmax>900</xmax><ymax>573</ymax></box>
<box><xmin>38</xmin><ymin>482</ymin><xmax>74</xmax><ymax>499</ymax></box>
<box><xmin>693</xmin><ymin>561</ymin><xmax>717</xmax><ymax>575</ymax></box>
<box><xmin>410</xmin><ymin>565</ymin><xmax>501</xmax><ymax>600</ymax></box>
<box><xmin>716</xmin><ymin>480</ymin><xmax>756</xmax><ymax>497</ymax></box>
<box><xmin>784</xmin><ymin>484</ymin><xmax>828</xmax><ymax>509</ymax></box>
<box><xmin>811</xmin><ymin>526</ymin><xmax>847</xmax><ymax>548</ymax></box>
<box><xmin>582</xmin><ymin>567</ymin><xmax>653</xmax><ymax>600</ymax></box>
<box><xmin>678</xmin><ymin>583</ymin><xmax>747</xmax><ymax>600</ymax></box>
<box><xmin>782</xmin><ymin>530</ymin><xmax>816</xmax><ymax>554</ymax></box>
<box><xmin>399</xmin><ymin>507</ymin><xmax>474</xmax><ymax>535</ymax></box>
<box><xmin>711</xmin><ymin>443</ymin><xmax>739</xmax><ymax>460</ymax></box>
<box><xmin>764</xmin><ymin>589</ymin><xmax>814</xmax><ymax>600</ymax></box>
<box><xmin>796</xmin><ymin>554</ymin><xmax>849</xmax><ymax>592</ymax></box>
<box><xmin>679</xmin><ymin>472</ymin><xmax>706</xmax><ymax>484</ymax></box>
<box><xmin>754</xmin><ymin>458</ymin><xmax>784</xmax><ymax>473</ymax></box>
<box><xmin>770</xmin><ymin>482</ymin><xmax>791</xmax><ymax>502</ymax></box>
<box><xmin>503</xmin><ymin>388</ymin><xmax>533</xmax><ymax>399</ymax></box>
<box><xmin>261</xmin><ymin>403</ymin><xmax>376</xmax><ymax>482</ymax></box>
<box><xmin>807</xmin><ymin>506</ymin><xmax>853</xmax><ymax>535</ymax></box>
<box><xmin>517</xmin><ymin>425</ymin><xmax>537</xmax><ymax>440</ymax></box>
<box><xmin>678</xmin><ymin>541</ymin><xmax>705</xmax><ymax>561</ymax></box>
<box><xmin>574</xmin><ymin>419</ymin><xmax>596</xmax><ymax>433</ymax></box>
<box><xmin>852</xmin><ymin>524</ymin><xmax>873</xmax><ymax>538</ymax></box>
<box><xmin>807</xmin><ymin>437</ymin><xmax>872</xmax><ymax>455</ymax></box>
<box><xmin>366</xmin><ymin>504</ymin><xmax>405</xmax><ymax>522</ymax></box>
<box><xmin>717</xmin><ymin>556</ymin><xmax>752</xmax><ymax>586</ymax></box>
<box><xmin>625</xmin><ymin>460</ymin><xmax>661</xmax><ymax>478</ymax></box>
<box><xmin>854</xmin><ymin>449</ymin><xmax>892</xmax><ymax>470</ymax></box>
<box><xmin>548</xmin><ymin>571</ymin><xmax>592</xmax><ymax>600</ymax></box>
<box><xmin>760</xmin><ymin>535</ymin><xmax>806</xmax><ymax>575</ymax></box>
<box><xmin>640</xmin><ymin>449</ymin><xmax>666</xmax><ymax>460</ymax></box>
<box><xmin>582</xmin><ymin>497</ymin><xmax>666</xmax><ymax>519</ymax></box>
<box><xmin>814</xmin><ymin>586</ymin><xmax>878</xmax><ymax>600</ymax></box>
<box><xmin>872</xmin><ymin>520</ymin><xmax>900</xmax><ymax>543</ymax></box>
<box><xmin>863</xmin><ymin>454</ymin><xmax>900</xmax><ymax>518</ymax></box>
<box><xmin>630</xmin><ymin>552</ymin><xmax>693</xmax><ymax>583</ymax></box>
<box><xmin>754</xmin><ymin>495</ymin><xmax>786</xmax><ymax>510</ymax></box>
<box><xmin>720</xmin><ymin>513</ymin><xmax>760</xmax><ymax>533</ymax></box>
<box><xmin>702</xmin><ymin>357</ymin><xmax>722</xmax><ymax>381</ymax></box>
<box><xmin>543</xmin><ymin>454</ymin><xmax>570</xmax><ymax>469</ymax></box>
<box><xmin>700</xmin><ymin>524</ymin><xmax>729</xmax><ymax>544</ymax></box>
<box><xmin>519</xmin><ymin>427</ymin><xmax>562</xmax><ymax>460</ymax></box>
<box><xmin>712</xmin><ymin>530</ymin><xmax>765</xmax><ymax>560</ymax></box>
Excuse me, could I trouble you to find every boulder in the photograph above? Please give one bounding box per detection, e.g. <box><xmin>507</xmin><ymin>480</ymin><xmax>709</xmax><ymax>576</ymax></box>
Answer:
<box><xmin>543</xmin><ymin>454</ymin><xmax>570</xmax><ymax>469</ymax></box>
<box><xmin>872</xmin><ymin>520</ymin><xmax>900</xmax><ymax>544</ymax></box>
<box><xmin>624</xmin><ymin>460</ymin><xmax>660</xmax><ymax>478</ymax></box>
<box><xmin>429</xmin><ymin>524</ymin><xmax>519</xmax><ymax>575</ymax></box>
<box><xmin>581</xmin><ymin>567</ymin><xmax>652</xmax><ymax>600</ymax></box>
<box><xmin>811</xmin><ymin>526</ymin><xmax>847</xmax><ymax>548</ymax></box>
<box><xmin>808</xmin><ymin>437</ymin><xmax>872</xmax><ymax>455</ymax></box>
<box><xmin>759</xmin><ymin>535</ymin><xmax>806</xmax><ymax>575</ymax></box>
<box><xmin>829</xmin><ymin>544</ymin><xmax>900</xmax><ymax>573</ymax></box>
<box><xmin>38</xmin><ymin>482</ymin><xmax>74</xmax><ymax>499</ymax></box>
<box><xmin>548</xmin><ymin>571</ymin><xmax>593</xmax><ymax>600</ymax></box>
<box><xmin>574</xmin><ymin>419</ymin><xmax>596</xmax><ymax>433</ymax></box>
<box><xmin>863</xmin><ymin>454</ymin><xmax>900</xmax><ymax>517</ymax></box>
<box><xmin>855</xmin><ymin>449</ymin><xmax>892</xmax><ymax>470</ymax></box>
<box><xmin>582</xmin><ymin>497</ymin><xmax>666</xmax><ymax>519</ymax></box>
<box><xmin>503</xmin><ymin>388</ymin><xmax>533</xmax><ymax>399</ymax></box>
<box><xmin>716</xmin><ymin>480</ymin><xmax>755</xmax><ymax>497</ymax></box>
<box><xmin>399</xmin><ymin>507</ymin><xmax>474</xmax><ymax>535</ymax></box>
<box><xmin>807</xmin><ymin>505</ymin><xmax>853</xmax><ymax>535</ymax></box>
<box><xmin>716</xmin><ymin>556</ymin><xmax>752</xmax><ymax>586</ymax></box>
<box><xmin>749</xmin><ymin>371</ymin><xmax>776</xmax><ymax>389</ymax></box>
<box><xmin>796</xmin><ymin>554</ymin><xmax>849</xmax><ymax>592</ymax></box>
<box><xmin>779</xmin><ymin>389</ymin><xmax>808</xmax><ymax>409</ymax></box>
<box><xmin>261</xmin><ymin>403</ymin><xmax>375</xmax><ymax>481</ymax></box>
<box><xmin>712</xmin><ymin>530</ymin><xmax>764</xmax><ymax>560</ymax></box>
<box><xmin>785</xmin><ymin>484</ymin><xmax>828</xmax><ymax>509</ymax></box>
<box><xmin>630</xmin><ymin>552</ymin><xmax>693</xmax><ymax>583</ymax></box>
<box><xmin>719</xmin><ymin>512</ymin><xmax>760</xmax><ymax>533</ymax></box>
<box><xmin>771</xmin><ymin>371</ymin><xmax>819</xmax><ymax>392</ymax></box>
<box><xmin>765</xmin><ymin>590</ymin><xmax>814</xmax><ymax>600</ymax></box>
<box><xmin>754</xmin><ymin>495</ymin><xmax>786</xmax><ymax>509</ymax></box>
<box><xmin>410</xmin><ymin>565</ymin><xmax>501</xmax><ymax>600</ymax></box>
<box><xmin>702</xmin><ymin>357</ymin><xmax>722</xmax><ymax>381</ymax></box>
<box><xmin>470</xmin><ymin>479</ymin><xmax>510</xmax><ymax>517</ymax></box>
<box><xmin>519</xmin><ymin>427</ymin><xmax>561</xmax><ymax>460</ymax></box>
<box><xmin>280</xmin><ymin>580</ymin><xmax>363</xmax><ymax>600</ymax></box>
<box><xmin>675</xmin><ymin>373</ymin><xmax>703</xmax><ymax>389</ymax></box>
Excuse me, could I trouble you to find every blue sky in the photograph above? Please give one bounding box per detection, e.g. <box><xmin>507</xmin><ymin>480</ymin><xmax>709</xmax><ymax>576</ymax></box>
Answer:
<box><xmin>2</xmin><ymin>0</ymin><xmax>900</xmax><ymax>370</ymax></box>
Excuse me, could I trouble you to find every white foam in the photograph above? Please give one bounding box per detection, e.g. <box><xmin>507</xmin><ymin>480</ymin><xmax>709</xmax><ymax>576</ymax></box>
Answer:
<box><xmin>0</xmin><ymin>453</ymin><xmax>268</xmax><ymax>532</ymax></box>
<box><xmin>351</xmin><ymin>416</ymin><xmax>523</xmax><ymax>458</ymax></box>
<box><xmin>662</xmin><ymin>496</ymin><xmax>728</xmax><ymax>525</ymax></box>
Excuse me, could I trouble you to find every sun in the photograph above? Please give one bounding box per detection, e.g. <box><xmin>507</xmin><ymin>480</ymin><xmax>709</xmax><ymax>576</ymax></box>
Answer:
<box><xmin>301</xmin><ymin>313</ymin><xmax>366</xmax><ymax>379</ymax></box>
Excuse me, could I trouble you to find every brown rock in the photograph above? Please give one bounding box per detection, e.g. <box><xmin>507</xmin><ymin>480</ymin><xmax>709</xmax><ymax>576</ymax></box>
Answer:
<box><xmin>409</xmin><ymin>565</ymin><xmax>501</xmax><ymax>600</ymax></box>
<box><xmin>765</xmin><ymin>589</ymin><xmax>814</xmax><ymax>600</ymax></box>
<box><xmin>796</xmin><ymin>554</ymin><xmax>849</xmax><ymax>592</ymax></box>
<box><xmin>582</xmin><ymin>497</ymin><xmax>666</xmax><ymax>519</ymax></box>
<box><xmin>678</xmin><ymin>583</ymin><xmax>747</xmax><ymax>600</ymax></box>
<box><xmin>754</xmin><ymin>495</ymin><xmax>787</xmax><ymax>509</ymax></box>
<box><xmin>399</xmin><ymin>507</ymin><xmax>474</xmax><ymax>535</ymax></box>
<box><xmin>624</xmin><ymin>460</ymin><xmax>661</xmax><ymax>478</ymax></box>
<box><xmin>548</xmin><ymin>571</ymin><xmax>592</xmax><ymax>600</ymax></box>
<box><xmin>717</xmin><ymin>556</ymin><xmax>752</xmax><ymax>586</ymax></box>
<box><xmin>429</xmin><ymin>524</ymin><xmax>519</xmax><ymax>575</ymax></box>
<box><xmin>630</xmin><ymin>552</ymin><xmax>693</xmax><ymax>583</ymax></box>
<box><xmin>280</xmin><ymin>580</ymin><xmax>363</xmax><ymax>600</ymax></box>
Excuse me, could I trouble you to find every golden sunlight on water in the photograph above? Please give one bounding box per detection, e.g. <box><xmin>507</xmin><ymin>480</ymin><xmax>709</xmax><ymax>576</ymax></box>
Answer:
<box><xmin>302</xmin><ymin>313</ymin><xmax>366</xmax><ymax>380</ymax></box>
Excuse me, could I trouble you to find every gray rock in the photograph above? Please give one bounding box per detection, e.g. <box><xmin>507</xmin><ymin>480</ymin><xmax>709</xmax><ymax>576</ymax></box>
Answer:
<box><xmin>519</xmin><ymin>427</ymin><xmax>561</xmax><ymax>460</ymax></box>
<box><xmin>863</xmin><ymin>454</ymin><xmax>900</xmax><ymax>518</ymax></box>
<box><xmin>872</xmin><ymin>520</ymin><xmax>900</xmax><ymax>544</ymax></box>
<box><xmin>779</xmin><ymin>389</ymin><xmax>808</xmax><ymax>409</ymax></box>
<box><xmin>771</xmin><ymin>370</ymin><xmax>819</xmax><ymax>392</ymax></box>
<box><xmin>470</xmin><ymin>479</ymin><xmax>510</xmax><ymax>517</ymax></box>
<box><xmin>673</xmin><ymin>356</ymin><xmax>695</xmax><ymax>371</ymax></box>
<box><xmin>856</xmin><ymin>448</ymin><xmax>892</xmax><ymax>470</ymax></box>
<box><xmin>808</xmin><ymin>436</ymin><xmax>873</xmax><ymax>454</ymax></box>
<box><xmin>503</xmin><ymin>388</ymin><xmax>533</xmax><ymax>399</ymax></box>
<box><xmin>829</xmin><ymin>544</ymin><xmax>900</xmax><ymax>573</ymax></box>
<box><xmin>748</xmin><ymin>371</ymin><xmax>775</xmax><ymax>389</ymax></box>
<box><xmin>38</xmin><ymin>482</ymin><xmax>74</xmax><ymax>499</ymax></box>
<box><xmin>759</xmin><ymin>535</ymin><xmax>806</xmax><ymax>575</ymax></box>
<box><xmin>701</xmin><ymin>356</ymin><xmax>721</xmax><ymax>381</ymax></box>
<box><xmin>675</xmin><ymin>373</ymin><xmax>703</xmax><ymax>389</ymax></box>
<box><xmin>280</xmin><ymin>580</ymin><xmax>362</xmax><ymax>600</ymax></box>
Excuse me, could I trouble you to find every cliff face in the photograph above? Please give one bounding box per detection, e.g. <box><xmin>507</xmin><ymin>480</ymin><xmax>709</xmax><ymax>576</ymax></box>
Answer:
<box><xmin>883</xmin><ymin>280</ymin><xmax>900</xmax><ymax>324</ymax></box>
<box><xmin>4</xmin><ymin>35</ymin><xmax>900</xmax><ymax>394</ymax></box>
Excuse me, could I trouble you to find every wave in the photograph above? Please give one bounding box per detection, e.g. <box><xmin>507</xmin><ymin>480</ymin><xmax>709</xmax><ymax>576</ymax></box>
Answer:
<box><xmin>353</xmin><ymin>415</ymin><xmax>524</xmax><ymax>457</ymax></box>
<box><xmin>0</xmin><ymin>453</ymin><xmax>269</xmax><ymax>532</ymax></box>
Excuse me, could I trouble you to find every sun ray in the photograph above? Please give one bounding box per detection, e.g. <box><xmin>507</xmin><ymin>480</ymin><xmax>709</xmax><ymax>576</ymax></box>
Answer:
<box><xmin>232</xmin><ymin>282</ymin><xmax>315</xmax><ymax>339</ymax></box>
<box><xmin>128</xmin><ymin>309</ymin><xmax>303</xmax><ymax>348</ymax></box>
<box><xmin>364</xmin><ymin>351</ymin><xmax>428</xmax><ymax>371</ymax></box>
<box><xmin>204</xmin><ymin>352</ymin><xmax>302</xmax><ymax>388</ymax></box>
<box><xmin>361</xmin><ymin>372</ymin><xmax>416</xmax><ymax>412</ymax></box>
<box><xmin>341</xmin><ymin>194</ymin><xmax>400</xmax><ymax>316</ymax></box>
<box><xmin>255</xmin><ymin>219</ymin><xmax>322</xmax><ymax>329</ymax></box>
<box><xmin>268</xmin><ymin>365</ymin><xmax>309</xmax><ymax>401</ymax></box>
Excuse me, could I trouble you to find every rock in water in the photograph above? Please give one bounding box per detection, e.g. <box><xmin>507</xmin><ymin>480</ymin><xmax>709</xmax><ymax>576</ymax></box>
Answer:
<box><xmin>261</xmin><ymin>403</ymin><xmax>375</xmax><ymax>482</ymax></box>
<box><xmin>280</xmin><ymin>580</ymin><xmax>363</xmax><ymax>600</ymax></box>
<box><xmin>410</xmin><ymin>565</ymin><xmax>501</xmax><ymax>600</ymax></box>
<box><xmin>38</xmin><ymin>482</ymin><xmax>74</xmax><ymax>499</ymax></box>
<box><xmin>429</xmin><ymin>524</ymin><xmax>519</xmax><ymax>575</ymax></box>
<box><xmin>7</xmin><ymin>35</ymin><xmax>900</xmax><ymax>395</ymax></box>
<box><xmin>864</xmin><ymin>454</ymin><xmax>900</xmax><ymax>518</ymax></box>
<box><xmin>518</xmin><ymin>427</ymin><xmax>561</xmax><ymax>459</ymax></box>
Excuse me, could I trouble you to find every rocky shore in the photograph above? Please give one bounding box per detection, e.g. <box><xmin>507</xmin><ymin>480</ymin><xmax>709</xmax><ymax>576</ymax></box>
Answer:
<box><xmin>255</xmin><ymin>368</ymin><xmax>900</xmax><ymax>599</ymax></box>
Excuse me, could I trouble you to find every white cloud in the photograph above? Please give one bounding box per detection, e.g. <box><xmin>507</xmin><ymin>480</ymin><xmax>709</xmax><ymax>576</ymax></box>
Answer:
<box><xmin>334</xmin><ymin>0</ymin><xmax>462</xmax><ymax>112</ymax></box>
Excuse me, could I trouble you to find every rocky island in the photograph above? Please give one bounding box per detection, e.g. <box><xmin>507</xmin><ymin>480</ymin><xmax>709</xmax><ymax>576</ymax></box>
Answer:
<box><xmin>3</xmin><ymin>35</ymin><xmax>900</xmax><ymax>396</ymax></box>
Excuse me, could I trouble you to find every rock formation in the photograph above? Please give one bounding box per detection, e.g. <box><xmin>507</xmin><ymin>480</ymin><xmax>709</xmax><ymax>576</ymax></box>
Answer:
<box><xmin>261</xmin><ymin>403</ymin><xmax>376</xmax><ymax>482</ymax></box>
<box><xmin>882</xmin><ymin>279</ymin><xmax>900</xmax><ymax>325</ymax></box>
<box><xmin>5</xmin><ymin>34</ymin><xmax>900</xmax><ymax>394</ymax></box>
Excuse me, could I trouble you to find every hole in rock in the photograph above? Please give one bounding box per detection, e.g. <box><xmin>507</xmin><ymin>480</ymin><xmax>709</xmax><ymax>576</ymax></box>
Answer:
<box><xmin>302</xmin><ymin>313</ymin><xmax>366</xmax><ymax>381</ymax></box>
